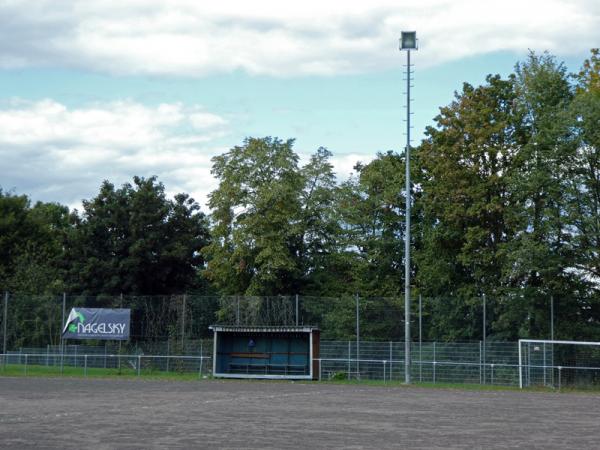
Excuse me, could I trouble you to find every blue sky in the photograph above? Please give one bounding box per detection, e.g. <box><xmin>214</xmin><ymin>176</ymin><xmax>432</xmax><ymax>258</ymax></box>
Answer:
<box><xmin>0</xmin><ymin>0</ymin><xmax>598</xmax><ymax>210</ymax></box>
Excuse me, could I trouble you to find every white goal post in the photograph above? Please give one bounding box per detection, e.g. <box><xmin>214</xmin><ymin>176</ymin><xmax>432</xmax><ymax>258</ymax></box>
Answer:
<box><xmin>518</xmin><ymin>339</ymin><xmax>600</xmax><ymax>389</ymax></box>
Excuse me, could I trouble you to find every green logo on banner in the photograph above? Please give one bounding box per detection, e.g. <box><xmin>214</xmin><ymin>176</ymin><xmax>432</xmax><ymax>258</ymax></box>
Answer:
<box><xmin>68</xmin><ymin>311</ymin><xmax>86</xmax><ymax>332</ymax></box>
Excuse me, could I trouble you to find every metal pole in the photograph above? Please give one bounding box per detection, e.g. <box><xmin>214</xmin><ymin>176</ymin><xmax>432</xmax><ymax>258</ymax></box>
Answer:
<box><xmin>543</xmin><ymin>342</ymin><xmax>547</xmax><ymax>386</ymax></box>
<box><xmin>551</xmin><ymin>294</ymin><xmax>554</xmax><ymax>386</ymax></box>
<box><xmin>2</xmin><ymin>292</ymin><xmax>8</xmax><ymax>363</ymax></box>
<box><xmin>199</xmin><ymin>340</ymin><xmax>203</xmax><ymax>377</ymax></box>
<box><xmin>483</xmin><ymin>293</ymin><xmax>486</xmax><ymax>384</ymax></box>
<box><xmin>119</xmin><ymin>293</ymin><xmax>123</xmax><ymax>364</ymax></box>
<box><xmin>389</xmin><ymin>341</ymin><xmax>393</xmax><ymax>381</ymax></box>
<box><xmin>295</xmin><ymin>294</ymin><xmax>299</xmax><ymax>326</ymax></box>
<box><xmin>404</xmin><ymin>48</ymin><xmax>412</xmax><ymax>385</ymax></box>
<box><xmin>182</xmin><ymin>294</ymin><xmax>186</xmax><ymax>352</ymax></box>
<box><xmin>166</xmin><ymin>339</ymin><xmax>170</xmax><ymax>372</ymax></box>
<box><xmin>236</xmin><ymin>296</ymin><xmax>240</xmax><ymax>325</ymax></box>
<box><xmin>61</xmin><ymin>293</ymin><xmax>65</xmax><ymax>374</ymax></box>
<box><xmin>419</xmin><ymin>294</ymin><xmax>422</xmax><ymax>382</ymax></box>
<box><xmin>550</xmin><ymin>294</ymin><xmax>554</xmax><ymax>341</ymax></box>
<box><xmin>433</xmin><ymin>341</ymin><xmax>436</xmax><ymax>384</ymax></box>
<box><xmin>356</xmin><ymin>293</ymin><xmax>360</xmax><ymax>378</ymax></box>
<box><xmin>479</xmin><ymin>340</ymin><xmax>482</xmax><ymax>385</ymax></box>
<box><xmin>518</xmin><ymin>340</ymin><xmax>523</xmax><ymax>389</ymax></box>
<box><xmin>347</xmin><ymin>340</ymin><xmax>351</xmax><ymax>380</ymax></box>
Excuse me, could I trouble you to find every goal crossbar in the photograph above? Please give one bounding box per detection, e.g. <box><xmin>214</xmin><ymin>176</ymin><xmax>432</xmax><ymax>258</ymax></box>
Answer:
<box><xmin>518</xmin><ymin>339</ymin><xmax>600</xmax><ymax>388</ymax></box>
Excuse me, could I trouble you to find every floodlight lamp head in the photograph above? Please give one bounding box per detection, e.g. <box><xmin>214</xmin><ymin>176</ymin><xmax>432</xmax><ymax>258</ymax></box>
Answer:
<box><xmin>400</xmin><ymin>31</ymin><xmax>417</xmax><ymax>50</ymax></box>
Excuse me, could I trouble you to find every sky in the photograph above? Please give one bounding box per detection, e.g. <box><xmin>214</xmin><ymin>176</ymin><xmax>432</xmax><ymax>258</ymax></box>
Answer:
<box><xmin>0</xmin><ymin>0</ymin><xmax>598</xmax><ymax>211</ymax></box>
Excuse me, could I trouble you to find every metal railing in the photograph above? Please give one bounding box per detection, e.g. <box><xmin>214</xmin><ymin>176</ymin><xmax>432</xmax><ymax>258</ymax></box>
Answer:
<box><xmin>4</xmin><ymin>340</ymin><xmax>600</xmax><ymax>389</ymax></box>
<box><xmin>316</xmin><ymin>357</ymin><xmax>600</xmax><ymax>389</ymax></box>
<box><xmin>0</xmin><ymin>353</ymin><xmax>211</xmax><ymax>378</ymax></box>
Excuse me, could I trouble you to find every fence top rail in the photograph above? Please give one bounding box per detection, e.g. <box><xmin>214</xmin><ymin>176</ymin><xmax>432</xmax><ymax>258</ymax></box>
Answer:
<box><xmin>519</xmin><ymin>339</ymin><xmax>600</xmax><ymax>346</ymax></box>
<box><xmin>316</xmin><ymin>357</ymin><xmax>600</xmax><ymax>371</ymax></box>
<box><xmin>0</xmin><ymin>353</ymin><xmax>210</xmax><ymax>360</ymax></box>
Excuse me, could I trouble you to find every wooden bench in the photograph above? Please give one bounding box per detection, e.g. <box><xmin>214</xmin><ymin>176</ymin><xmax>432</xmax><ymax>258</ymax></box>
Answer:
<box><xmin>229</xmin><ymin>352</ymin><xmax>270</xmax><ymax>359</ymax></box>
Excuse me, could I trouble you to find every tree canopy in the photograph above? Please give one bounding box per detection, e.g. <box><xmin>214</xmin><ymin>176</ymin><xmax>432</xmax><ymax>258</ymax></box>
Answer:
<box><xmin>2</xmin><ymin>49</ymin><xmax>600</xmax><ymax>343</ymax></box>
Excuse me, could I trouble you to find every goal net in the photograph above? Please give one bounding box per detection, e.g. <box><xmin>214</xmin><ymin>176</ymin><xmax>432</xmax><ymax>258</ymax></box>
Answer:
<box><xmin>518</xmin><ymin>339</ymin><xmax>600</xmax><ymax>389</ymax></box>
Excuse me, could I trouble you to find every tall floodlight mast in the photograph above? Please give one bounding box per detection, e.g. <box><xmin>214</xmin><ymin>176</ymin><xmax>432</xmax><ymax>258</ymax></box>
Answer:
<box><xmin>400</xmin><ymin>31</ymin><xmax>417</xmax><ymax>384</ymax></box>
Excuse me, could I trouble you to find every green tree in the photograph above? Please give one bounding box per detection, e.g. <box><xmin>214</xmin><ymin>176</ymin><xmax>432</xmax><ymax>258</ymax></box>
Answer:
<box><xmin>559</xmin><ymin>49</ymin><xmax>600</xmax><ymax>339</ymax></box>
<box><xmin>416</xmin><ymin>74</ymin><xmax>519</xmax><ymax>340</ymax></box>
<box><xmin>0</xmin><ymin>190</ymin><xmax>69</xmax><ymax>294</ymax></box>
<box><xmin>297</xmin><ymin>147</ymin><xmax>341</xmax><ymax>294</ymax></box>
<box><xmin>500</xmin><ymin>52</ymin><xmax>578</xmax><ymax>339</ymax></box>
<box><xmin>203</xmin><ymin>137</ymin><xmax>341</xmax><ymax>296</ymax></box>
<box><xmin>66</xmin><ymin>176</ymin><xmax>209</xmax><ymax>295</ymax></box>
<box><xmin>335</xmin><ymin>151</ymin><xmax>406</xmax><ymax>297</ymax></box>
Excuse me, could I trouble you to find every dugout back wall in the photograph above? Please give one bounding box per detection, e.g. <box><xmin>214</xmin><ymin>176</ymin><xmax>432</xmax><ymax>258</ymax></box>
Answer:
<box><xmin>210</xmin><ymin>325</ymin><xmax>320</xmax><ymax>380</ymax></box>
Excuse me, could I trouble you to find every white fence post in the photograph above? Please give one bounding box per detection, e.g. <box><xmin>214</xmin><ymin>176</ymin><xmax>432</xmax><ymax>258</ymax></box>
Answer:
<box><xmin>479</xmin><ymin>340</ymin><xmax>482</xmax><ymax>385</ymax></box>
<box><xmin>433</xmin><ymin>342</ymin><xmax>437</xmax><ymax>383</ymax></box>
<box><xmin>347</xmin><ymin>341</ymin><xmax>351</xmax><ymax>380</ymax></box>
<box><xmin>389</xmin><ymin>341</ymin><xmax>393</xmax><ymax>381</ymax></box>
<box><xmin>558</xmin><ymin>366</ymin><xmax>562</xmax><ymax>390</ymax></box>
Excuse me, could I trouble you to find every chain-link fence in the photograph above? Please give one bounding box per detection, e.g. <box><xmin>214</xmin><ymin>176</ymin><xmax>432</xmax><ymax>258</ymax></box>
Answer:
<box><xmin>5</xmin><ymin>339</ymin><xmax>599</xmax><ymax>388</ymax></box>
<box><xmin>0</xmin><ymin>293</ymin><xmax>568</xmax><ymax>350</ymax></box>
<box><xmin>2</xmin><ymin>293</ymin><xmax>598</xmax><ymax>388</ymax></box>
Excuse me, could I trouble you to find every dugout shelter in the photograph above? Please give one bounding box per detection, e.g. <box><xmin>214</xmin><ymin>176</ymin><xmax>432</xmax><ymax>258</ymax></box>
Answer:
<box><xmin>209</xmin><ymin>325</ymin><xmax>320</xmax><ymax>380</ymax></box>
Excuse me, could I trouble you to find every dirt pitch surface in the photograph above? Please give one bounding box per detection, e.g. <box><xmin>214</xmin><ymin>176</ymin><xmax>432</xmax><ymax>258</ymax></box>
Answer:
<box><xmin>1</xmin><ymin>377</ymin><xmax>600</xmax><ymax>449</ymax></box>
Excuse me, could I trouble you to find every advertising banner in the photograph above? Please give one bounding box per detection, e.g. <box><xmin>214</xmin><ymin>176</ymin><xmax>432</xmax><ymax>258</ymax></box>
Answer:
<box><xmin>62</xmin><ymin>308</ymin><xmax>130</xmax><ymax>340</ymax></box>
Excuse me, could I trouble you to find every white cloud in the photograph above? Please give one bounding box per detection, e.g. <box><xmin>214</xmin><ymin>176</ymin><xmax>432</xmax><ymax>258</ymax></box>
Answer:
<box><xmin>0</xmin><ymin>0</ymin><xmax>597</xmax><ymax>77</ymax></box>
<box><xmin>0</xmin><ymin>99</ymin><xmax>227</xmax><ymax>209</ymax></box>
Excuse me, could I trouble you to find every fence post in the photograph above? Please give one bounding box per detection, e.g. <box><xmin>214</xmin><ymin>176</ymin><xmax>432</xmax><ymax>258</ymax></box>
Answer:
<box><xmin>2</xmin><ymin>292</ymin><xmax>7</xmax><ymax>364</ymax></box>
<box><xmin>527</xmin><ymin>342</ymin><xmax>531</xmax><ymax>387</ymax></box>
<box><xmin>61</xmin><ymin>293</ymin><xmax>65</xmax><ymax>374</ymax></box>
<box><xmin>181</xmin><ymin>294</ymin><xmax>186</xmax><ymax>352</ymax></box>
<box><xmin>347</xmin><ymin>340</ymin><xmax>351</xmax><ymax>380</ymax></box>
<box><xmin>138</xmin><ymin>355</ymin><xmax>141</xmax><ymax>377</ymax></box>
<box><xmin>558</xmin><ymin>366</ymin><xmax>562</xmax><ymax>390</ymax></box>
<box><xmin>551</xmin><ymin>295</ymin><xmax>555</xmax><ymax>386</ymax></box>
<box><xmin>84</xmin><ymin>354</ymin><xmax>88</xmax><ymax>377</ymax></box>
<box><xmin>389</xmin><ymin>341</ymin><xmax>393</xmax><ymax>381</ymax></box>
<box><xmin>24</xmin><ymin>354</ymin><xmax>28</xmax><ymax>376</ymax></box>
<box><xmin>433</xmin><ymin>342</ymin><xmax>437</xmax><ymax>384</ymax></box>
<box><xmin>543</xmin><ymin>342</ymin><xmax>547</xmax><ymax>386</ymax></box>
<box><xmin>518</xmin><ymin>340</ymin><xmax>523</xmax><ymax>389</ymax></box>
<box><xmin>356</xmin><ymin>294</ymin><xmax>360</xmax><ymax>378</ymax></box>
<box><xmin>236</xmin><ymin>296</ymin><xmax>240</xmax><ymax>325</ymax></box>
<box><xmin>295</xmin><ymin>294</ymin><xmax>299</xmax><ymax>326</ymax></box>
<box><xmin>383</xmin><ymin>360</ymin><xmax>387</xmax><ymax>383</ymax></box>
<box><xmin>118</xmin><ymin>293</ymin><xmax>123</xmax><ymax>363</ymax></box>
<box><xmin>198</xmin><ymin>356</ymin><xmax>203</xmax><ymax>379</ymax></box>
<box><xmin>482</xmin><ymin>293</ymin><xmax>486</xmax><ymax>385</ymax></box>
<box><xmin>419</xmin><ymin>294</ymin><xmax>422</xmax><ymax>382</ymax></box>
<box><xmin>491</xmin><ymin>364</ymin><xmax>494</xmax><ymax>385</ymax></box>
<box><xmin>479</xmin><ymin>340</ymin><xmax>482</xmax><ymax>385</ymax></box>
<box><xmin>46</xmin><ymin>344</ymin><xmax>50</xmax><ymax>367</ymax></box>
<box><xmin>166</xmin><ymin>340</ymin><xmax>170</xmax><ymax>373</ymax></box>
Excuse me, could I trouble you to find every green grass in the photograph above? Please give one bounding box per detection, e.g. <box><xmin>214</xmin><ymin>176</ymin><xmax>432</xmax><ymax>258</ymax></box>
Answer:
<box><xmin>2</xmin><ymin>363</ymin><xmax>599</xmax><ymax>394</ymax></box>
<box><xmin>0</xmin><ymin>363</ymin><xmax>209</xmax><ymax>381</ymax></box>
